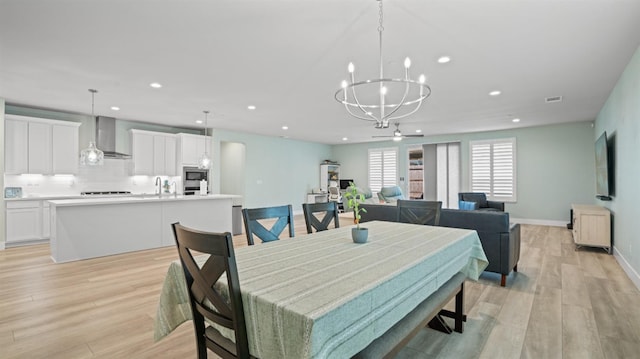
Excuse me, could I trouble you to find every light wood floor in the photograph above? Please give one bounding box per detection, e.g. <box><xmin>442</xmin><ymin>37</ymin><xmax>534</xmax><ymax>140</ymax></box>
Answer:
<box><xmin>1</xmin><ymin>217</ymin><xmax>639</xmax><ymax>358</ymax></box>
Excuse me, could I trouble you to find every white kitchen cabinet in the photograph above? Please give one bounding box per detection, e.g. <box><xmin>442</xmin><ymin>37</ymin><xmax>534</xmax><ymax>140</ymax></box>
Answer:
<box><xmin>28</xmin><ymin>122</ymin><xmax>52</xmax><ymax>174</ymax></box>
<box><xmin>5</xmin><ymin>119</ymin><xmax>28</xmax><ymax>174</ymax></box>
<box><xmin>52</xmin><ymin>124</ymin><xmax>80</xmax><ymax>174</ymax></box>
<box><xmin>177</xmin><ymin>133</ymin><xmax>211</xmax><ymax>166</ymax></box>
<box><xmin>572</xmin><ymin>204</ymin><xmax>611</xmax><ymax>253</ymax></box>
<box><xmin>130</xmin><ymin>129</ymin><xmax>177</xmax><ymax>175</ymax></box>
<box><xmin>6</xmin><ymin>201</ymin><xmax>42</xmax><ymax>243</ymax></box>
<box><xmin>4</xmin><ymin>115</ymin><xmax>81</xmax><ymax>175</ymax></box>
<box><xmin>153</xmin><ymin>135</ymin><xmax>177</xmax><ymax>176</ymax></box>
<box><xmin>130</xmin><ymin>130</ymin><xmax>154</xmax><ymax>175</ymax></box>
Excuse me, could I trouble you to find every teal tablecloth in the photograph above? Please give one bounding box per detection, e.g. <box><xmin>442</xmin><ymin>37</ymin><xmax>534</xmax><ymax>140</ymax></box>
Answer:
<box><xmin>154</xmin><ymin>221</ymin><xmax>488</xmax><ymax>358</ymax></box>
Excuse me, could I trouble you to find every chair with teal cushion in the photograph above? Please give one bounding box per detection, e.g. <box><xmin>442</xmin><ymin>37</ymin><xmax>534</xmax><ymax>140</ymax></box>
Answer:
<box><xmin>377</xmin><ymin>186</ymin><xmax>405</xmax><ymax>203</ymax></box>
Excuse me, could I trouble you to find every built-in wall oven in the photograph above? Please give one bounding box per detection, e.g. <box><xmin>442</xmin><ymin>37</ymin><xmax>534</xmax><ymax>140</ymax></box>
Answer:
<box><xmin>183</xmin><ymin>167</ymin><xmax>209</xmax><ymax>195</ymax></box>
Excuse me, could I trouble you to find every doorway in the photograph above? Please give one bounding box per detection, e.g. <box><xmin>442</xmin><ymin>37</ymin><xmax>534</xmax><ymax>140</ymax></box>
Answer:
<box><xmin>220</xmin><ymin>141</ymin><xmax>246</xmax><ymax>200</ymax></box>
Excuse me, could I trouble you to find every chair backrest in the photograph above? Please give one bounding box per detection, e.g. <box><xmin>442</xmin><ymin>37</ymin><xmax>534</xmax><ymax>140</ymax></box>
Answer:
<box><xmin>397</xmin><ymin>199</ymin><xmax>442</xmax><ymax>225</ymax></box>
<box><xmin>171</xmin><ymin>222</ymin><xmax>250</xmax><ymax>359</ymax></box>
<box><xmin>458</xmin><ymin>192</ymin><xmax>488</xmax><ymax>208</ymax></box>
<box><xmin>328</xmin><ymin>186</ymin><xmax>341</xmax><ymax>201</ymax></box>
<box><xmin>302</xmin><ymin>202</ymin><xmax>340</xmax><ymax>233</ymax></box>
<box><xmin>242</xmin><ymin>205</ymin><xmax>294</xmax><ymax>245</ymax></box>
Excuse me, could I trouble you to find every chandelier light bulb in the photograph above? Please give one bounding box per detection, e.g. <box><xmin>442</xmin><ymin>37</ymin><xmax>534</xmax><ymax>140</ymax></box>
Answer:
<box><xmin>341</xmin><ymin>80</ymin><xmax>348</xmax><ymax>88</ymax></box>
<box><xmin>419</xmin><ymin>74</ymin><xmax>426</xmax><ymax>84</ymax></box>
<box><xmin>380</xmin><ymin>86</ymin><xmax>388</xmax><ymax>95</ymax></box>
<box><xmin>348</xmin><ymin>62</ymin><xmax>355</xmax><ymax>73</ymax></box>
<box><xmin>404</xmin><ymin>57</ymin><xmax>411</xmax><ymax>68</ymax></box>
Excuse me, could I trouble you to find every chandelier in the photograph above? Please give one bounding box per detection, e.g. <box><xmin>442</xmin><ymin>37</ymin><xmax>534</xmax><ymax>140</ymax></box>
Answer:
<box><xmin>80</xmin><ymin>89</ymin><xmax>104</xmax><ymax>166</ymax></box>
<box><xmin>198</xmin><ymin>110</ymin><xmax>211</xmax><ymax>170</ymax></box>
<box><xmin>335</xmin><ymin>0</ymin><xmax>431</xmax><ymax>129</ymax></box>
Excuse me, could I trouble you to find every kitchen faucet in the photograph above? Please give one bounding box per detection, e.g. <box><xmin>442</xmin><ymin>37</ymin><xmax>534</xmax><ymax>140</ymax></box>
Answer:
<box><xmin>155</xmin><ymin>177</ymin><xmax>162</xmax><ymax>196</ymax></box>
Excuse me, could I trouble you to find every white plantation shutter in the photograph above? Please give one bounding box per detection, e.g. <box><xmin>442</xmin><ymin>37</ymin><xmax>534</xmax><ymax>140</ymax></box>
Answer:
<box><xmin>469</xmin><ymin>138</ymin><xmax>516</xmax><ymax>202</ymax></box>
<box><xmin>369</xmin><ymin>147</ymin><xmax>397</xmax><ymax>193</ymax></box>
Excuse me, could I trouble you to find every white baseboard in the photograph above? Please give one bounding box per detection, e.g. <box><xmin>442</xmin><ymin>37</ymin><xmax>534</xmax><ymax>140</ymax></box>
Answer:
<box><xmin>510</xmin><ymin>218</ymin><xmax>568</xmax><ymax>227</ymax></box>
<box><xmin>613</xmin><ymin>247</ymin><xmax>640</xmax><ymax>291</ymax></box>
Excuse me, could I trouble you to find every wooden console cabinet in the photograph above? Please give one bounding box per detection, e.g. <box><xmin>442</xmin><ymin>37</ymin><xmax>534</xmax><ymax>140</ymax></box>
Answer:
<box><xmin>571</xmin><ymin>204</ymin><xmax>611</xmax><ymax>253</ymax></box>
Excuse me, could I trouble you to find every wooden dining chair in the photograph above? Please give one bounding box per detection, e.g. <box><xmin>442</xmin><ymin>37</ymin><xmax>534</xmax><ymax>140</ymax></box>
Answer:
<box><xmin>397</xmin><ymin>199</ymin><xmax>442</xmax><ymax>225</ymax></box>
<box><xmin>171</xmin><ymin>222</ymin><xmax>253</xmax><ymax>359</ymax></box>
<box><xmin>242</xmin><ymin>205</ymin><xmax>294</xmax><ymax>245</ymax></box>
<box><xmin>302</xmin><ymin>202</ymin><xmax>340</xmax><ymax>234</ymax></box>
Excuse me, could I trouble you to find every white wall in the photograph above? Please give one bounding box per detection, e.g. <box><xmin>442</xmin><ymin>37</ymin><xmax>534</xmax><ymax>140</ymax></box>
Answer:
<box><xmin>595</xmin><ymin>45</ymin><xmax>640</xmax><ymax>288</ymax></box>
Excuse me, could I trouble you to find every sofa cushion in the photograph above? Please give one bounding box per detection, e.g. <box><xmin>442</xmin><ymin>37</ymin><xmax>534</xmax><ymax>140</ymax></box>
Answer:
<box><xmin>458</xmin><ymin>200</ymin><xmax>479</xmax><ymax>211</ymax></box>
<box><xmin>459</xmin><ymin>193</ymin><xmax>488</xmax><ymax>208</ymax></box>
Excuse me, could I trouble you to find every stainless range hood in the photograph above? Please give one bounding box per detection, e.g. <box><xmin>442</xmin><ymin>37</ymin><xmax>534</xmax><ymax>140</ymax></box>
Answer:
<box><xmin>96</xmin><ymin>116</ymin><xmax>131</xmax><ymax>158</ymax></box>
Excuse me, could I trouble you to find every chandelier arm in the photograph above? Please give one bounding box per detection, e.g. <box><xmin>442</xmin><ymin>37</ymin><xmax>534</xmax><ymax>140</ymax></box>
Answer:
<box><xmin>388</xmin><ymin>98</ymin><xmax>425</xmax><ymax>122</ymax></box>
<box><xmin>382</xmin><ymin>74</ymin><xmax>411</xmax><ymax>121</ymax></box>
<box><xmin>342</xmin><ymin>102</ymin><xmax>379</xmax><ymax>122</ymax></box>
<box><xmin>348</xmin><ymin>73</ymin><xmax>380</xmax><ymax>122</ymax></box>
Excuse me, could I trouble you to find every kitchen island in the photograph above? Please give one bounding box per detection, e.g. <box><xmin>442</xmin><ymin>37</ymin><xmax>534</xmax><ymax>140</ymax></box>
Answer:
<box><xmin>49</xmin><ymin>194</ymin><xmax>238</xmax><ymax>263</ymax></box>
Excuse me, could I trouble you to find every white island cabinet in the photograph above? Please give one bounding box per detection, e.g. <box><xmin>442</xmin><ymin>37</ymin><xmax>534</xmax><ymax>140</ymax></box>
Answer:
<box><xmin>49</xmin><ymin>195</ymin><xmax>237</xmax><ymax>263</ymax></box>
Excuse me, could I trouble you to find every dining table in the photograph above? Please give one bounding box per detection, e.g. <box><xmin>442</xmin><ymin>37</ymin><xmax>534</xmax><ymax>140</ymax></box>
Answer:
<box><xmin>154</xmin><ymin>220</ymin><xmax>488</xmax><ymax>359</ymax></box>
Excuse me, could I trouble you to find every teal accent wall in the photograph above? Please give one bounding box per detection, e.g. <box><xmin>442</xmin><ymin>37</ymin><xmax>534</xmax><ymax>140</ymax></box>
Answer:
<box><xmin>595</xmin><ymin>45</ymin><xmax>640</xmax><ymax>284</ymax></box>
<box><xmin>332</xmin><ymin>121</ymin><xmax>595</xmax><ymax>223</ymax></box>
<box><xmin>211</xmin><ymin>129</ymin><xmax>332</xmax><ymax>211</ymax></box>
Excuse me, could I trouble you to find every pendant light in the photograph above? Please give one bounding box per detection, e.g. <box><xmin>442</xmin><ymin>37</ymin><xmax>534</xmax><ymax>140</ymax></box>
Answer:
<box><xmin>198</xmin><ymin>110</ymin><xmax>211</xmax><ymax>170</ymax></box>
<box><xmin>80</xmin><ymin>89</ymin><xmax>104</xmax><ymax>166</ymax></box>
<box><xmin>334</xmin><ymin>0</ymin><xmax>430</xmax><ymax>129</ymax></box>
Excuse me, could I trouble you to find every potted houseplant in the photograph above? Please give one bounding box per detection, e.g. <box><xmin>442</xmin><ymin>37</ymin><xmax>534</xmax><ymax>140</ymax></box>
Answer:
<box><xmin>344</xmin><ymin>182</ymin><xmax>368</xmax><ymax>243</ymax></box>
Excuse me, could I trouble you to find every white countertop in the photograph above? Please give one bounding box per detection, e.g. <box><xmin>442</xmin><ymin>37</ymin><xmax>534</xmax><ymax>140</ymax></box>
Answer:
<box><xmin>48</xmin><ymin>194</ymin><xmax>241</xmax><ymax>207</ymax></box>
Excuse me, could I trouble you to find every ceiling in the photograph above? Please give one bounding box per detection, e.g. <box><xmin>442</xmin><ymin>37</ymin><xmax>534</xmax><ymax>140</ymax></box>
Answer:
<box><xmin>1</xmin><ymin>0</ymin><xmax>640</xmax><ymax>145</ymax></box>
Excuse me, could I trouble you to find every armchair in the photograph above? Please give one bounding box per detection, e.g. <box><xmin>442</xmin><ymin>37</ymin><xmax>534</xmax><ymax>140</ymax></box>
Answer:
<box><xmin>458</xmin><ymin>192</ymin><xmax>504</xmax><ymax>212</ymax></box>
<box><xmin>377</xmin><ymin>186</ymin><xmax>405</xmax><ymax>203</ymax></box>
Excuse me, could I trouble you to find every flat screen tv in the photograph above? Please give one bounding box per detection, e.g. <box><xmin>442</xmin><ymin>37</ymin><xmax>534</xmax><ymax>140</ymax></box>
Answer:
<box><xmin>339</xmin><ymin>179</ymin><xmax>354</xmax><ymax>190</ymax></box>
<box><xmin>595</xmin><ymin>131</ymin><xmax>611</xmax><ymax>200</ymax></box>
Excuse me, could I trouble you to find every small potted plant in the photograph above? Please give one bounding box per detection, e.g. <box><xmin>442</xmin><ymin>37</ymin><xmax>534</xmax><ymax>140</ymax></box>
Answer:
<box><xmin>344</xmin><ymin>182</ymin><xmax>368</xmax><ymax>243</ymax></box>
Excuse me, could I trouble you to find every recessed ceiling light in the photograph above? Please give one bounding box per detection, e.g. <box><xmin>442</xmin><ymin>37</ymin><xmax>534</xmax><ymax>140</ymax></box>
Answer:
<box><xmin>489</xmin><ymin>90</ymin><xmax>501</xmax><ymax>96</ymax></box>
<box><xmin>247</xmin><ymin>105</ymin><xmax>256</xmax><ymax>110</ymax></box>
<box><xmin>512</xmin><ymin>118</ymin><xmax>521</xmax><ymax>123</ymax></box>
<box><xmin>282</xmin><ymin>126</ymin><xmax>289</xmax><ymax>130</ymax></box>
<box><xmin>342</xmin><ymin>137</ymin><xmax>348</xmax><ymax>141</ymax></box>
<box><xmin>415</xmin><ymin>129</ymin><xmax>422</xmax><ymax>133</ymax></box>
<box><xmin>150</xmin><ymin>82</ymin><xmax>162</xmax><ymax>88</ymax></box>
<box><xmin>196</xmin><ymin>120</ymin><xmax>203</xmax><ymax>124</ymax></box>
<box><xmin>110</xmin><ymin>106</ymin><xmax>120</xmax><ymax>111</ymax></box>
<box><xmin>437</xmin><ymin>56</ymin><xmax>451</xmax><ymax>64</ymax></box>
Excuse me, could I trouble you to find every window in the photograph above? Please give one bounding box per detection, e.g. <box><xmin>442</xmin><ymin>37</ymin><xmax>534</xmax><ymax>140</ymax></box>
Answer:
<box><xmin>469</xmin><ymin>138</ymin><xmax>516</xmax><ymax>202</ymax></box>
<box><xmin>368</xmin><ymin>147</ymin><xmax>398</xmax><ymax>193</ymax></box>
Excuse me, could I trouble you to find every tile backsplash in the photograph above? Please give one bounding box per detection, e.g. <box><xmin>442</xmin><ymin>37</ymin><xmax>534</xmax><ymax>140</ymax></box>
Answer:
<box><xmin>4</xmin><ymin>159</ymin><xmax>182</xmax><ymax>197</ymax></box>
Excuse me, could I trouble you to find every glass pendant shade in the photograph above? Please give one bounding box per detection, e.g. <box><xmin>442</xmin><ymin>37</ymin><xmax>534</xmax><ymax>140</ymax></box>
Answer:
<box><xmin>198</xmin><ymin>110</ymin><xmax>211</xmax><ymax>170</ymax></box>
<box><xmin>80</xmin><ymin>88</ymin><xmax>104</xmax><ymax>166</ymax></box>
<box><xmin>198</xmin><ymin>152</ymin><xmax>211</xmax><ymax>170</ymax></box>
<box><xmin>80</xmin><ymin>141</ymin><xmax>104</xmax><ymax>166</ymax></box>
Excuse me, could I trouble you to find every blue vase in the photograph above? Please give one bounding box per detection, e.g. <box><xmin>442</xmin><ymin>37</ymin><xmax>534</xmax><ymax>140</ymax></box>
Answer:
<box><xmin>352</xmin><ymin>227</ymin><xmax>368</xmax><ymax>243</ymax></box>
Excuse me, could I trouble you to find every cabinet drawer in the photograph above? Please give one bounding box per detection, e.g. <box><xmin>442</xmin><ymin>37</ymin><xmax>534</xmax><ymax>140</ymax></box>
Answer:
<box><xmin>6</xmin><ymin>201</ymin><xmax>40</xmax><ymax>209</ymax></box>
